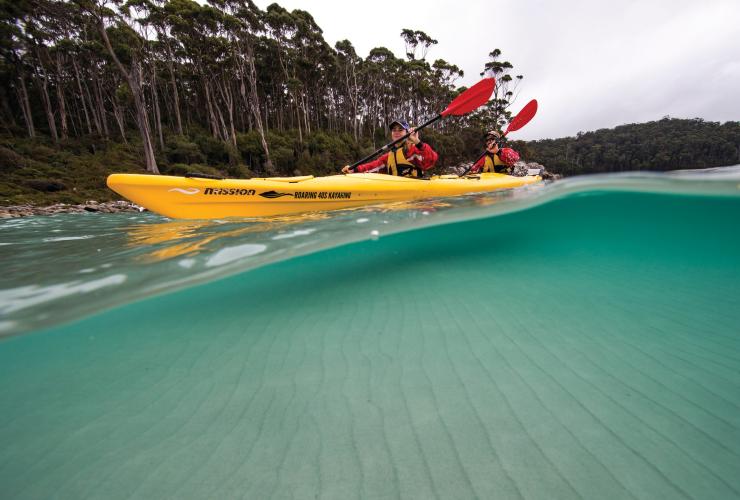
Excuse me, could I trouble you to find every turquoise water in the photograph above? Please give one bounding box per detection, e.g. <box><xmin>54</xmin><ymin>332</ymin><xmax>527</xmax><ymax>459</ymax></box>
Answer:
<box><xmin>1</xmin><ymin>169</ymin><xmax>739</xmax><ymax>499</ymax></box>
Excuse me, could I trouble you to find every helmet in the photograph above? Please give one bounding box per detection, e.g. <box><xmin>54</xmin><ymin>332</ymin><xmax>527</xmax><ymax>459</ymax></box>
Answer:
<box><xmin>484</xmin><ymin>130</ymin><xmax>501</xmax><ymax>140</ymax></box>
<box><xmin>388</xmin><ymin>119</ymin><xmax>410</xmax><ymax>131</ymax></box>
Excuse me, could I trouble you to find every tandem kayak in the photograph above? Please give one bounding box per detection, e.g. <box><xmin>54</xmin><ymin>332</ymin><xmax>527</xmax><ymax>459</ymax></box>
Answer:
<box><xmin>106</xmin><ymin>172</ymin><xmax>542</xmax><ymax>219</ymax></box>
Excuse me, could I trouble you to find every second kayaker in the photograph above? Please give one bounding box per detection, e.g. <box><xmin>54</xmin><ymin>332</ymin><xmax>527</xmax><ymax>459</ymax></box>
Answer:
<box><xmin>342</xmin><ymin>119</ymin><xmax>438</xmax><ymax>177</ymax></box>
<box><xmin>468</xmin><ymin>130</ymin><xmax>520</xmax><ymax>174</ymax></box>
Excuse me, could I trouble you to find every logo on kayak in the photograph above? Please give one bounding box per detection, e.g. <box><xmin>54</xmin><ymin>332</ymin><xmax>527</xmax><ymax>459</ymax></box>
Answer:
<box><xmin>259</xmin><ymin>191</ymin><xmax>293</xmax><ymax>199</ymax></box>
<box><xmin>169</xmin><ymin>188</ymin><xmax>200</xmax><ymax>195</ymax></box>
<box><xmin>259</xmin><ymin>191</ymin><xmax>352</xmax><ymax>200</ymax></box>
<box><xmin>204</xmin><ymin>187</ymin><xmax>256</xmax><ymax>196</ymax></box>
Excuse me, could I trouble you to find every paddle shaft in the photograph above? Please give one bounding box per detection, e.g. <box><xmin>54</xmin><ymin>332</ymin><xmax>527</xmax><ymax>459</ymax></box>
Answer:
<box><xmin>349</xmin><ymin>114</ymin><xmax>442</xmax><ymax>170</ymax></box>
<box><xmin>459</xmin><ymin>151</ymin><xmax>490</xmax><ymax>178</ymax></box>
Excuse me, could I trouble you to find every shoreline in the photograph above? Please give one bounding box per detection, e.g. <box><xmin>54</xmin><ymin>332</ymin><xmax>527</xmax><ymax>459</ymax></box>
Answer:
<box><xmin>0</xmin><ymin>200</ymin><xmax>144</xmax><ymax>218</ymax></box>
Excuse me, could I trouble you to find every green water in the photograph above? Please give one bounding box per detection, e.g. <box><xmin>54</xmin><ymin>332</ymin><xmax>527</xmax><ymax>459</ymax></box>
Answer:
<box><xmin>1</xmin><ymin>176</ymin><xmax>740</xmax><ymax>499</ymax></box>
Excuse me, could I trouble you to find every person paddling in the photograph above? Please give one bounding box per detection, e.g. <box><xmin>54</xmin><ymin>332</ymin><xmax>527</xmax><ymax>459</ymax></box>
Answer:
<box><xmin>467</xmin><ymin>130</ymin><xmax>520</xmax><ymax>174</ymax></box>
<box><xmin>342</xmin><ymin>119</ymin><xmax>438</xmax><ymax>177</ymax></box>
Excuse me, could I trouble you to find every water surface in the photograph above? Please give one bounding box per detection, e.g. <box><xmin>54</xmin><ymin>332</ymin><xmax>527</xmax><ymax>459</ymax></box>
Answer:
<box><xmin>1</xmin><ymin>169</ymin><xmax>739</xmax><ymax>499</ymax></box>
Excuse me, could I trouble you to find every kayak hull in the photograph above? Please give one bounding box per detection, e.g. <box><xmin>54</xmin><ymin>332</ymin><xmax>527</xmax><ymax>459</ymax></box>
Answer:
<box><xmin>106</xmin><ymin>172</ymin><xmax>541</xmax><ymax>219</ymax></box>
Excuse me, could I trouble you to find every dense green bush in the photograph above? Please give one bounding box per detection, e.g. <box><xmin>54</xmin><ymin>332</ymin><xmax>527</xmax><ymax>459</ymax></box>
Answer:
<box><xmin>235</xmin><ymin>131</ymin><xmax>265</xmax><ymax>170</ymax></box>
<box><xmin>193</xmin><ymin>134</ymin><xmax>230</xmax><ymax>165</ymax></box>
<box><xmin>1</xmin><ymin>136</ymin><xmax>143</xmax><ymax>205</ymax></box>
<box><xmin>165</xmin><ymin>135</ymin><xmax>206</xmax><ymax>164</ymax></box>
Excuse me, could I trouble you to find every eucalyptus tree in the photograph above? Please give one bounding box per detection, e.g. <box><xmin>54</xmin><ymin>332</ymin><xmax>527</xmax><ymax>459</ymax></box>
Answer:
<box><xmin>475</xmin><ymin>48</ymin><xmax>523</xmax><ymax>130</ymax></box>
<box><xmin>361</xmin><ymin>47</ymin><xmax>399</xmax><ymax>133</ymax></box>
<box><xmin>400</xmin><ymin>29</ymin><xmax>437</xmax><ymax>61</ymax></box>
<box><xmin>140</xmin><ymin>0</ymin><xmax>185</xmax><ymax>136</ymax></box>
<box><xmin>24</xmin><ymin>0</ymin><xmax>63</xmax><ymax>142</ymax></box>
<box><xmin>431</xmin><ymin>59</ymin><xmax>463</xmax><ymax>105</ymax></box>
<box><xmin>211</xmin><ymin>0</ymin><xmax>274</xmax><ymax>172</ymax></box>
<box><xmin>0</xmin><ymin>0</ymin><xmax>36</xmax><ymax>137</ymax></box>
<box><xmin>263</xmin><ymin>3</ymin><xmax>302</xmax><ymax>139</ymax></box>
<box><xmin>260</xmin><ymin>5</ymin><xmax>333</xmax><ymax>142</ymax></box>
<box><xmin>1</xmin><ymin>0</ymin><xmax>71</xmax><ymax>141</ymax></box>
<box><xmin>69</xmin><ymin>13</ymin><xmax>122</xmax><ymax>140</ymax></box>
<box><xmin>334</xmin><ymin>39</ymin><xmax>361</xmax><ymax>139</ymax></box>
<box><xmin>161</xmin><ymin>0</ymin><xmax>225</xmax><ymax>142</ymax></box>
<box><xmin>75</xmin><ymin>0</ymin><xmax>159</xmax><ymax>173</ymax></box>
<box><xmin>289</xmin><ymin>9</ymin><xmax>335</xmax><ymax>133</ymax></box>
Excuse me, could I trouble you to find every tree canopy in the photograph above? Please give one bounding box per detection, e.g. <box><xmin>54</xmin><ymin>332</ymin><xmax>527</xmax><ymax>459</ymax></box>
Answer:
<box><xmin>0</xmin><ymin>0</ymin><xmax>524</xmax><ymax>177</ymax></box>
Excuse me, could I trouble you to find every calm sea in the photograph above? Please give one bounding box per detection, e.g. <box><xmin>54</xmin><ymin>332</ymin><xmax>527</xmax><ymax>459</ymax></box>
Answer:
<box><xmin>1</xmin><ymin>168</ymin><xmax>739</xmax><ymax>499</ymax></box>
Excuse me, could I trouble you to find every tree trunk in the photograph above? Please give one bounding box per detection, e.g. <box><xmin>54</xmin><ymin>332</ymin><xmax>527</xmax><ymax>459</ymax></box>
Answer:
<box><xmin>83</xmin><ymin>76</ymin><xmax>102</xmax><ymax>136</ymax></box>
<box><xmin>203</xmin><ymin>80</ymin><xmax>219</xmax><ymax>139</ymax></box>
<box><xmin>244</xmin><ymin>43</ymin><xmax>274</xmax><ymax>174</ymax></box>
<box><xmin>302</xmin><ymin>93</ymin><xmax>310</xmax><ymax>135</ymax></box>
<box><xmin>165</xmin><ymin>49</ymin><xmax>183</xmax><ymax>135</ymax></box>
<box><xmin>0</xmin><ymin>89</ymin><xmax>17</xmax><ymax>132</ymax></box>
<box><xmin>55</xmin><ymin>53</ymin><xmax>68</xmax><ymax>140</ymax></box>
<box><xmin>211</xmin><ymin>84</ymin><xmax>229</xmax><ymax>143</ymax></box>
<box><xmin>151</xmin><ymin>65</ymin><xmax>164</xmax><ymax>149</ymax></box>
<box><xmin>216</xmin><ymin>79</ymin><xmax>237</xmax><ymax>147</ymax></box>
<box><xmin>94</xmin><ymin>75</ymin><xmax>109</xmax><ymax>139</ymax></box>
<box><xmin>69</xmin><ymin>106</ymin><xmax>79</xmax><ymax>137</ymax></box>
<box><xmin>238</xmin><ymin>74</ymin><xmax>253</xmax><ymax>133</ymax></box>
<box><xmin>34</xmin><ymin>68</ymin><xmax>59</xmax><ymax>142</ymax></box>
<box><xmin>96</xmin><ymin>16</ymin><xmax>158</xmax><ymax>173</ymax></box>
<box><xmin>295</xmin><ymin>99</ymin><xmax>302</xmax><ymax>143</ymax></box>
<box><xmin>16</xmin><ymin>74</ymin><xmax>35</xmax><ymax>138</ymax></box>
<box><xmin>132</xmin><ymin>61</ymin><xmax>158</xmax><ymax>173</ymax></box>
<box><xmin>71</xmin><ymin>59</ymin><xmax>93</xmax><ymax>135</ymax></box>
<box><xmin>111</xmin><ymin>96</ymin><xmax>128</xmax><ymax>144</ymax></box>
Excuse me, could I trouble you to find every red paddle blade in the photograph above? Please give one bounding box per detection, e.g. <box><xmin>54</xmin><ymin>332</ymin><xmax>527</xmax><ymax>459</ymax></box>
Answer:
<box><xmin>505</xmin><ymin>99</ymin><xmax>538</xmax><ymax>134</ymax></box>
<box><xmin>441</xmin><ymin>77</ymin><xmax>495</xmax><ymax>116</ymax></box>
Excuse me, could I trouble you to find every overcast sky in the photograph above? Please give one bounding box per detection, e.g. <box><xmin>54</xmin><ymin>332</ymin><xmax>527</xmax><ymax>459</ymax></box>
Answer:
<box><xmin>253</xmin><ymin>0</ymin><xmax>740</xmax><ymax>140</ymax></box>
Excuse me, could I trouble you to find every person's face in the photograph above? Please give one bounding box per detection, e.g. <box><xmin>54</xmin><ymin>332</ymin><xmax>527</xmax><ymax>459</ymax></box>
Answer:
<box><xmin>391</xmin><ymin>125</ymin><xmax>406</xmax><ymax>141</ymax></box>
<box><xmin>486</xmin><ymin>137</ymin><xmax>500</xmax><ymax>152</ymax></box>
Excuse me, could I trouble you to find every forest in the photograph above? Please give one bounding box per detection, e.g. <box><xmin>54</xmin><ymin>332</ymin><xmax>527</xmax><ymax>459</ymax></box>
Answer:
<box><xmin>525</xmin><ymin>118</ymin><xmax>740</xmax><ymax>176</ymax></box>
<box><xmin>1</xmin><ymin>0</ymin><xmax>738</xmax><ymax>205</ymax></box>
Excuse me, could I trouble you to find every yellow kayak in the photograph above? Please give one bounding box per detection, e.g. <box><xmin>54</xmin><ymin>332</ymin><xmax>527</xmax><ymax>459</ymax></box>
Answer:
<box><xmin>106</xmin><ymin>172</ymin><xmax>541</xmax><ymax>219</ymax></box>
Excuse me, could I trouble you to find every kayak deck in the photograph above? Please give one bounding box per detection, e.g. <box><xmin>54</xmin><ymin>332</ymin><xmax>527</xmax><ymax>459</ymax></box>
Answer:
<box><xmin>106</xmin><ymin>172</ymin><xmax>541</xmax><ymax>219</ymax></box>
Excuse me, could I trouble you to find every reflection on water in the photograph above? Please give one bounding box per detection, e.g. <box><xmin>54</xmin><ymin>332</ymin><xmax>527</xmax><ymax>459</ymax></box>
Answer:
<box><xmin>124</xmin><ymin>213</ymin><xmax>333</xmax><ymax>262</ymax></box>
<box><xmin>120</xmin><ymin>200</ymin><xmax>463</xmax><ymax>264</ymax></box>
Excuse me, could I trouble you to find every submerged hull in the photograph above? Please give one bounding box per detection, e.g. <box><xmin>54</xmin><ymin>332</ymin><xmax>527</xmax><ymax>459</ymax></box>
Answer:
<box><xmin>106</xmin><ymin>172</ymin><xmax>541</xmax><ymax>219</ymax></box>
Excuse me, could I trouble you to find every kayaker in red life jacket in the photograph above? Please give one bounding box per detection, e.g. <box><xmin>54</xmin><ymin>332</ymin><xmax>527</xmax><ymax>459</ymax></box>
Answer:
<box><xmin>341</xmin><ymin>119</ymin><xmax>439</xmax><ymax>177</ymax></box>
<box><xmin>469</xmin><ymin>130</ymin><xmax>520</xmax><ymax>173</ymax></box>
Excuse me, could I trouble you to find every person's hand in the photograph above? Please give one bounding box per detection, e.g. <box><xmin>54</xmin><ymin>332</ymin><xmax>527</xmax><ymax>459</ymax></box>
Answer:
<box><xmin>341</xmin><ymin>165</ymin><xmax>353</xmax><ymax>174</ymax></box>
<box><xmin>408</xmin><ymin>127</ymin><xmax>420</xmax><ymax>144</ymax></box>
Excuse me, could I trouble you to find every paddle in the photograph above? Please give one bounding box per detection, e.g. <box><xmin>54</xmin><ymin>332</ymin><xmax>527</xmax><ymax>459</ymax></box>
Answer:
<box><xmin>460</xmin><ymin>99</ymin><xmax>538</xmax><ymax>177</ymax></box>
<box><xmin>344</xmin><ymin>77</ymin><xmax>496</xmax><ymax>172</ymax></box>
<box><xmin>505</xmin><ymin>98</ymin><xmax>538</xmax><ymax>135</ymax></box>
